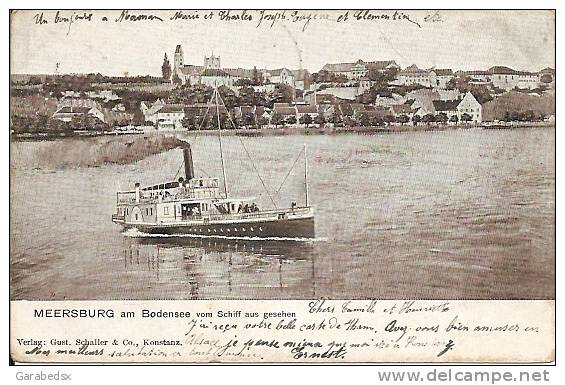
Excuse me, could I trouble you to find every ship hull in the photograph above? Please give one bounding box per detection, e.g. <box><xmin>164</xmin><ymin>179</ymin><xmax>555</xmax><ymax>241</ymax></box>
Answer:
<box><xmin>116</xmin><ymin>215</ymin><xmax>315</xmax><ymax>239</ymax></box>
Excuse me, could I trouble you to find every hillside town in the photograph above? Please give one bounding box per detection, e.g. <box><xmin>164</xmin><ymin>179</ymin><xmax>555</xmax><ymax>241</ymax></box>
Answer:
<box><xmin>10</xmin><ymin>44</ymin><xmax>555</xmax><ymax>136</ymax></box>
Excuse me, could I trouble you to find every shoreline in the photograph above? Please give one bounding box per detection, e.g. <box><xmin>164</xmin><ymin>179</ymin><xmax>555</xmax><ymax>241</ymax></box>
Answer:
<box><xmin>11</xmin><ymin>134</ymin><xmax>185</xmax><ymax>169</ymax></box>
<box><xmin>11</xmin><ymin>120</ymin><xmax>554</xmax><ymax>141</ymax></box>
<box><xmin>180</xmin><ymin>120</ymin><xmax>554</xmax><ymax>137</ymax></box>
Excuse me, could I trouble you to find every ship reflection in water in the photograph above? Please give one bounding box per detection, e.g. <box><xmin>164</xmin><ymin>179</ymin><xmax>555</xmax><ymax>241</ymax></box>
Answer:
<box><xmin>121</xmin><ymin>236</ymin><xmax>318</xmax><ymax>300</ymax></box>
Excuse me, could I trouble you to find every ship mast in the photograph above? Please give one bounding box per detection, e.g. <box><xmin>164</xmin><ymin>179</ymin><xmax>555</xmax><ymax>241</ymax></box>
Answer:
<box><xmin>304</xmin><ymin>143</ymin><xmax>309</xmax><ymax>207</ymax></box>
<box><xmin>214</xmin><ymin>85</ymin><xmax>229</xmax><ymax>198</ymax></box>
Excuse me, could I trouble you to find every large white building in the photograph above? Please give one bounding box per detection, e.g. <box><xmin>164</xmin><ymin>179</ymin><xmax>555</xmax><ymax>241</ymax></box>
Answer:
<box><xmin>140</xmin><ymin>99</ymin><xmax>185</xmax><ymax>130</ymax></box>
<box><xmin>488</xmin><ymin>66</ymin><xmax>540</xmax><ymax>91</ymax></box>
<box><xmin>263</xmin><ymin>68</ymin><xmax>295</xmax><ymax>87</ymax></box>
<box><xmin>320</xmin><ymin>59</ymin><xmax>400</xmax><ymax>80</ymax></box>
<box><xmin>394</xmin><ymin>64</ymin><xmax>436</xmax><ymax>88</ymax></box>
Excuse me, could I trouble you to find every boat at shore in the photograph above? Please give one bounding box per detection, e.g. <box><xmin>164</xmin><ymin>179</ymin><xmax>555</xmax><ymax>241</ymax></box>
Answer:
<box><xmin>112</xmin><ymin>87</ymin><xmax>315</xmax><ymax>239</ymax></box>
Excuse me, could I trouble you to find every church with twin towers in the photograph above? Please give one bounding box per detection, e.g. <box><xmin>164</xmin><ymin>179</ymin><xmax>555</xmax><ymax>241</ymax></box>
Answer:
<box><xmin>161</xmin><ymin>44</ymin><xmax>310</xmax><ymax>90</ymax></box>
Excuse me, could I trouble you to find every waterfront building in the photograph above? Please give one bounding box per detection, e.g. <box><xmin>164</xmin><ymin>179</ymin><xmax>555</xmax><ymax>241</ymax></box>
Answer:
<box><xmin>155</xmin><ymin>104</ymin><xmax>185</xmax><ymax>130</ymax></box>
<box><xmin>456</xmin><ymin>92</ymin><xmax>482</xmax><ymax>123</ymax></box>
<box><xmin>53</xmin><ymin>98</ymin><xmax>106</xmax><ymax>123</ymax></box>
<box><xmin>391</xmin><ymin>103</ymin><xmax>417</xmax><ymax>120</ymax></box>
<box><xmin>432</xmin><ymin>100</ymin><xmax>460</xmax><ymax>120</ymax></box>
<box><xmin>140</xmin><ymin>99</ymin><xmax>166</xmax><ymax>124</ymax></box>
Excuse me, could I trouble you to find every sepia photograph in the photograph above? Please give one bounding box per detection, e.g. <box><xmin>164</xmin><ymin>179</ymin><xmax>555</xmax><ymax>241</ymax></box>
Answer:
<box><xmin>7</xmin><ymin>8</ymin><xmax>556</xmax><ymax>366</ymax></box>
<box><xmin>10</xmin><ymin>9</ymin><xmax>555</xmax><ymax>301</ymax></box>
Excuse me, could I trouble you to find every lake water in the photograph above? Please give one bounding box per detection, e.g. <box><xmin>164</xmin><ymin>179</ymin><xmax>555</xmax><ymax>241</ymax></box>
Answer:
<box><xmin>10</xmin><ymin>128</ymin><xmax>555</xmax><ymax>300</ymax></box>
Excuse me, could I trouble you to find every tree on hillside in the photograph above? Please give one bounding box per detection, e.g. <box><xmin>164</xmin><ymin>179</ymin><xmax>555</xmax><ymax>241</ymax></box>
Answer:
<box><xmin>470</xmin><ymin>85</ymin><xmax>493</xmax><ymax>104</ymax></box>
<box><xmin>257</xmin><ymin>116</ymin><xmax>269</xmax><ymax>129</ymax></box>
<box><xmin>47</xmin><ymin>118</ymin><xmax>73</xmax><ymax>133</ymax></box>
<box><xmin>218</xmin><ymin>86</ymin><xmax>238</xmax><ymax>109</ymax></box>
<box><xmin>172</xmin><ymin>74</ymin><xmax>182</xmax><ymax>86</ymax></box>
<box><xmin>162</xmin><ymin>54</ymin><xmax>172</xmax><ymax>81</ymax></box>
<box><xmin>286</xmin><ymin>116</ymin><xmax>297</xmax><ymax>125</ymax></box>
<box><xmin>371</xmin><ymin>116</ymin><xmax>384</xmax><ymax>127</ymax></box>
<box><xmin>314</xmin><ymin>70</ymin><xmax>331</xmax><ymax>83</ymax></box>
<box><xmin>383</xmin><ymin>114</ymin><xmax>396</xmax><ymax>125</ymax></box>
<box><xmin>270</xmin><ymin>112</ymin><xmax>284</xmax><ymax>128</ymax></box>
<box><xmin>299</xmin><ymin>114</ymin><xmax>313</xmax><ymax>128</ymax></box>
<box><xmin>69</xmin><ymin>114</ymin><xmax>108</xmax><ymax>131</ymax></box>
<box><xmin>450</xmin><ymin>75</ymin><xmax>471</xmax><ymax>93</ymax></box>
<box><xmin>314</xmin><ymin>114</ymin><xmax>326</xmax><ymax>127</ymax></box>
<box><xmin>235</xmin><ymin>78</ymin><xmax>253</xmax><ymax>87</ymax></box>
<box><xmin>397</xmin><ymin>114</ymin><xmax>410</xmax><ymax>125</ymax></box>
<box><xmin>238</xmin><ymin>86</ymin><xmax>268</xmax><ymax>107</ymax></box>
<box><xmin>445</xmin><ymin>78</ymin><xmax>457</xmax><ymax>90</ymax></box>
<box><xmin>449</xmin><ymin>115</ymin><xmax>459</xmax><ymax>124</ymax></box>
<box><xmin>412</xmin><ymin>115</ymin><xmax>421</xmax><ymax>126</ymax></box>
<box><xmin>359</xmin><ymin>113</ymin><xmax>371</xmax><ymax>127</ymax></box>
<box><xmin>182</xmin><ymin>115</ymin><xmax>197</xmax><ymax>130</ymax></box>
<box><xmin>523</xmin><ymin>110</ymin><xmax>536</xmax><ymax>122</ymax></box>
<box><xmin>273</xmin><ymin>84</ymin><xmax>294</xmax><ymax>104</ymax></box>
<box><xmin>252</xmin><ymin>66</ymin><xmax>262</xmax><ymax>85</ymax></box>
<box><xmin>422</xmin><ymin>113</ymin><xmax>435</xmax><ymax>124</ymax></box>
<box><xmin>540</xmin><ymin>74</ymin><xmax>553</xmax><ymax>84</ymax></box>
<box><xmin>460</xmin><ymin>113</ymin><xmax>473</xmax><ymax>123</ymax></box>
<box><xmin>243</xmin><ymin>113</ymin><xmax>255</xmax><ymax>128</ymax></box>
<box><xmin>329</xmin><ymin>113</ymin><xmax>343</xmax><ymax>126</ymax></box>
<box><xmin>435</xmin><ymin>113</ymin><xmax>448</xmax><ymax>124</ymax></box>
<box><xmin>27</xmin><ymin>76</ymin><xmax>43</xmax><ymax>86</ymax></box>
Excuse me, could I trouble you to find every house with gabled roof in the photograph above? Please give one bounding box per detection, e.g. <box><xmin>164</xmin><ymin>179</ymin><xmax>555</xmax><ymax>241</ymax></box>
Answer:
<box><xmin>140</xmin><ymin>99</ymin><xmax>165</xmax><ymax>124</ymax></box>
<box><xmin>296</xmin><ymin>104</ymin><xmax>318</xmax><ymax>120</ymax></box>
<box><xmin>52</xmin><ymin>105</ymin><xmax>105</xmax><ymax>123</ymax></box>
<box><xmin>456</xmin><ymin>92</ymin><xmax>482</xmax><ymax>123</ymax></box>
<box><xmin>391</xmin><ymin>103</ymin><xmax>417</xmax><ymax>119</ymax></box>
<box><xmin>52</xmin><ymin>99</ymin><xmax>106</xmax><ymax>123</ymax></box>
<box><xmin>432</xmin><ymin>100</ymin><xmax>460</xmax><ymax>119</ymax></box>
<box><xmin>272</xmin><ymin>103</ymin><xmax>298</xmax><ymax>122</ymax></box>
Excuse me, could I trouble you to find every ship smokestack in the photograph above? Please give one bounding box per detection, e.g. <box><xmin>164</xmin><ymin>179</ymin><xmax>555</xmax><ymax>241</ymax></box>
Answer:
<box><xmin>134</xmin><ymin>182</ymin><xmax>140</xmax><ymax>203</ymax></box>
<box><xmin>183</xmin><ymin>144</ymin><xmax>194</xmax><ymax>181</ymax></box>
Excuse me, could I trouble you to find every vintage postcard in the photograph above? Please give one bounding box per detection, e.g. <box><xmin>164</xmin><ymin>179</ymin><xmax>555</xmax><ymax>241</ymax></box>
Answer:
<box><xmin>9</xmin><ymin>9</ymin><xmax>555</xmax><ymax>364</ymax></box>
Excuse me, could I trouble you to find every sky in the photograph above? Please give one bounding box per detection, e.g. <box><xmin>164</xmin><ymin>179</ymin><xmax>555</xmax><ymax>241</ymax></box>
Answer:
<box><xmin>10</xmin><ymin>9</ymin><xmax>555</xmax><ymax>76</ymax></box>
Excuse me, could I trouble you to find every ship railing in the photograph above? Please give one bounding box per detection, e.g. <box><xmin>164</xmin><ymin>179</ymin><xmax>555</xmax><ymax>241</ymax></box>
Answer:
<box><xmin>116</xmin><ymin>191</ymin><xmax>136</xmax><ymax>204</ymax></box>
<box><xmin>207</xmin><ymin>207</ymin><xmax>312</xmax><ymax>222</ymax></box>
<box><xmin>116</xmin><ymin>193</ymin><xmax>178</xmax><ymax>204</ymax></box>
<box><xmin>116</xmin><ymin>189</ymin><xmax>220</xmax><ymax>205</ymax></box>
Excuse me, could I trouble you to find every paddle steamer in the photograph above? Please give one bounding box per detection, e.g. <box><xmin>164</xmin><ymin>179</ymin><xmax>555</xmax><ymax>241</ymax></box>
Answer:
<box><xmin>112</xmin><ymin>87</ymin><xmax>315</xmax><ymax>239</ymax></box>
